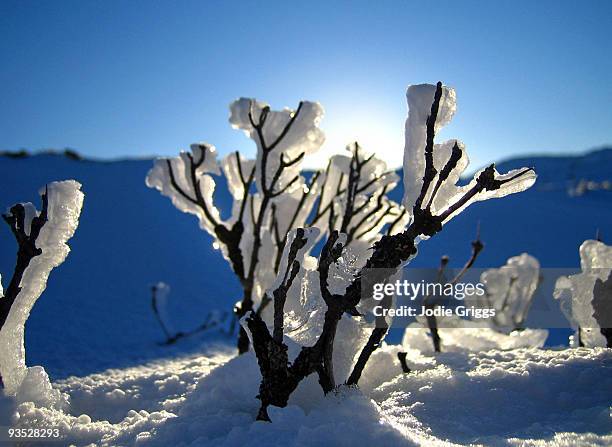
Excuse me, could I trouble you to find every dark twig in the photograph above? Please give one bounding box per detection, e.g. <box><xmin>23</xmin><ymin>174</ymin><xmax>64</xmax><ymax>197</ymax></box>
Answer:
<box><xmin>1</xmin><ymin>189</ymin><xmax>50</xmax><ymax>387</ymax></box>
<box><xmin>592</xmin><ymin>271</ymin><xmax>612</xmax><ymax>348</ymax></box>
<box><xmin>1</xmin><ymin>189</ymin><xmax>49</xmax><ymax>329</ymax></box>
<box><xmin>414</xmin><ymin>81</ymin><xmax>443</xmax><ymax>210</ymax></box>
<box><xmin>237</xmin><ymin>101</ymin><xmax>307</xmax><ymax>353</ymax></box>
<box><xmin>424</xmin><ymin>255</ymin><xmax>449</xmax><ymax>353</ymax></box>
<box><xmin>161</xmin><ymin>311</ymin><xmax>229</xmax><ymax>346</ymax></box>
<box><xmin>450</xmin><ymin>222</ymin><xmax>484</xmax><ymax>285</ymax></box>
<box><xmin>397</xmin><ymin>352</ymin><xmax>411</xmax><ymax>373</ymax></box>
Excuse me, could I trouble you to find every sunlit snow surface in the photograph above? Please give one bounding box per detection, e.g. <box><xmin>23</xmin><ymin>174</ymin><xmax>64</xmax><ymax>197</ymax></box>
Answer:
<box><xmin>2</xmin><ymin>346</ymin><xmax>610</xmax><ymax>446</ymax></box>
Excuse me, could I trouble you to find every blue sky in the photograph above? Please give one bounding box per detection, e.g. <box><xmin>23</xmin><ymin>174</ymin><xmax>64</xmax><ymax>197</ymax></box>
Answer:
<box><xmin>1</xmin><ymin>0</ymin><xmax>611</xmax><ymax>168</ymax></box>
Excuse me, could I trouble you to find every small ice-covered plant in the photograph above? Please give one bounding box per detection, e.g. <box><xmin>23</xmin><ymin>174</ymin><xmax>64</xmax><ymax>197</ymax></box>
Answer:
<box><xmin>403</xmin><ymin>252</ymin><xmax>546</xmax><ymax>354</ymax></box>
<box><xmin>150</xmin><ymin>282</ymin><xmax>229</xmax><ymax>345</ymax></box>
<box><xmin>472</xmin><ymin>253</ymin><xmax>541</xmax><ymax>331</ymax></box>
<box><xmin>245</xmin><ymin>81</ymin><xmax>537</xmax><ymax>421</ymax></box>
<box><xmin>0</xmin><ymin>181</ymin><xmax>83</xmax><ymax>408</ymax></box>
<box><xmin>554</xmin><ymin>240</ymin><xmax>612</xmax><ymax>347</ymax></box>
<box><xmin>147</xmin><ymin>101</ymin><xmax>404</xmax><ymax>352</ymax></box>
<box><xmin>413</xmin><ymin>230</ymin><xmax>484</xmax><ymax>353</ymax></box>
<box><xmin>151</xmin><ymin>282</ymin><xmax>173</xmax><ymax>342</ymax></box>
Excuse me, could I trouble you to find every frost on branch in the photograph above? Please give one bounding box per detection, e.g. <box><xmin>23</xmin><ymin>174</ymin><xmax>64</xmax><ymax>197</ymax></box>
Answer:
<box><xmin>403</xmin><ymin>252</ymin><xmax>546</xmax><ymax>354</ymax></box>
<box><xmin>554</xmin><ymin>240</ymin><xmax>612</xmax><ymax>347</ymax></box>
<box><xmin>146</xmin><ymin>99</ymin><xmax>404</xmax><ymax>352</ymax></box>
<box><xmin>245</xmin><ymin>228</ymin><xmax>372</xmax><ymax>421</ymax></box>
<box><xmin>314</xmin><ymin>143</ymin><xmax>406</xmax><ymax>248</ymax></box>
<box><xmin>0</xmin><ymin>180</ymin><xmax>83</xmax><ymax>408</ymax></box>
<box><xmin>402</xmin><ymin>83</ymin><xmax>536</xmax><ymax>234</ymax></box>
<box><xmin>229</xmin><ymin>98</ymin><xmax>324</xmax><ymax>194</ymax></box>
<box><xmin>474</xmin><ymin>253</ymin><xmax>541</xmax><ymax>332</ymax></box>
<box><xmin>244</xmin><ymin>81</ymin><xmax>537</xmax><ymax>421</ymax></box>
<box><xmin>146</xmin><ymin>144</ymin><xmax>222</xmax><ymax>235</ymax></box>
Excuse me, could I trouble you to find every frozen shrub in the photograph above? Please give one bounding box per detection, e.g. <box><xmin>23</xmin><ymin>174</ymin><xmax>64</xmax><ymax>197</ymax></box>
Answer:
<box><xmin>244</xmin><ymin>82</ymin><xmax>536</xmax><ymax>421</ymax></box>
<box><xmin>150</xmin><ymin>282</ymin><xmax>229</xmax><ymax>345</ymax></box>
<box><xmin>151</xmin><ymin>282</ymin><xmax>172</xmax><ymax>341</ymax></box>
<box><xmin>471</xmin><ymin>253</ymin><xmax>541</xmax><ymax>331</ymax></box>
<box><xmin>147</xmin><ymin>102</ymin><xmax>405</xmax><ymax>352</ymax></box>
<box><xmin>554</xmin><ymin>240</ymin><xmax>612</xmax><ymax>347</ymax></box>
<box><xmin>0</xmin><ymin>181</ymin><xmax>84</xmax><ymax>408</ymax></box>
<box><xmin>403</xmin><ymin>253</ymin><xmax>546</xmax><ymax>353</ymax></box>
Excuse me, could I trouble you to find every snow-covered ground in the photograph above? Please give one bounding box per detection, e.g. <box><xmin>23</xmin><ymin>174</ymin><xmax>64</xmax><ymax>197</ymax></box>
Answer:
<box><xmin>4</xmin><ymin>346</ymin><xmax>611</xmax><ymax>446</ymax></box>
<box><xmin>0</xmin><ymin>148</ymin><xmax>611</xmax><ymax>446</ymax></box>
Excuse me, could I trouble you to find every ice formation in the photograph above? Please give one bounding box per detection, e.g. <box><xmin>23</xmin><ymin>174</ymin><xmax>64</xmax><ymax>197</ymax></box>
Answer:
<box><xmin>145</xmin><ymin>101</ymin><xmax>327</xmax><ymax>317</ymax></box>
<box><xmin>471</xmin><ymin>253</ymin><xmax>541</xmax><ymax>331</ymax></box>
<box><xmin>146</xmin><ymin>99</ymin><xmax>406</xmax><ymax>347</ymax></box>
<box><xmin>146</xmin><ymin>143</ymin><xmax>222</xmax><ymax>235</ymax></box>
<box><xmin>402</xmin><ymin>83</ymin><xmax>537</xmax><ymax>227</ymax></box>
<box><xmin>554</xmin><ymin>239</ymin><xmax>612</xmax><ymax>347</ymax></box>
<box><xmin>402</xmin><ymin>319</ymin><xmax>548</xmax><ymax>354</ymax></box>
<box><xmin>0</xmin><ymin>180</ymin><xmax>83</xmax><ymax>407</ymax></box>
<box><xmin>313</xmin><ymin>143</ymin><xmax>406</xmax><ymax>246</ymax></box>
<box><xmin>404</xmin><ymin>254</ymin><xmax>547</xmax><ymax>352</ymax></box>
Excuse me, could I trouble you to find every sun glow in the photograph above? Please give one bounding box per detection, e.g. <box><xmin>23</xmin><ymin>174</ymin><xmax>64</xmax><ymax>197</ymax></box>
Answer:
<box><xmin>304</xmin><ymin>111</ymin><xmax>404</xmax><ymax>170</ymax></box>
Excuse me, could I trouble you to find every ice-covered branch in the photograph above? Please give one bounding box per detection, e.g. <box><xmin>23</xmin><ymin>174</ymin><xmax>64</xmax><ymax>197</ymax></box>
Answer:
<box><xmin>403</xmin><ymin>82</ymin><xmax>536</xmax><ymax>233</ymax></box>
<box><xmin>555</xmin><ymin>240</ymin><xmax>611</xmax><ymax>347</ymax></box>
<box><xmin>0</xmin><ymin>181</ymin><xmax>83</xmax><ymax>406</ymax></box>
<box><xmin>245</xmin><ymin>228</ymin><xmax>320</xmax><ymax>421</ymax></box>
<box><xmin>146</xmin><ymin>145</ymin><xmax>248</xmax><ymax>276</ymax></box>
<box><xmin>348</xmin><ymin>81</ymin><xmax>536</xmax><ymax>382</ymax></box>
<box><xmin>310</xmin><ymin>143</ymin><xmax>406</xmax><ymax>247</ymax></box>
<box><xmin>230</xmin><ymin>98</ymin><xmax>324</xmax><ymax>196</ymax></box>
<box><xmin>244</xmin><ymin>81</ymin><xmax>537</xmax><ymax>422</ymax></box>
<box><xmin>149</xmin><ymin>283</ymin><xmax>229</xmax><ymax>345</ymax></box>
<box><xmin>593</xmin><ymin>272</ymin><xmax>612</xmax><ymax>347</ymax></box>
<box><xmin>480</xmin><ymin>254</ymin><xmax>540</xmax><ymax>331</ymax></box>
<box><xmin>146</xmin><ymin>105</ymin><xmax>325</xmax><ymax>352</ymax></box>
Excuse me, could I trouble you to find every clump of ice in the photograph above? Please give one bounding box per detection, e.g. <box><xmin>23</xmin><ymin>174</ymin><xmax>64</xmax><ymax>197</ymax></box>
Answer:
<box><xmin>554</xmin><ymin>239</ymin><xmax>612</xmax><ymax>347</ymax></box>
<box><xmin>14</xmin><ymin>366</ymin><xmax>67</xmax><ymax>409</ymax></box>
<box><xmin>471</xmin><ymin>253</ymin><xmax>541</xmax><ymax>331</ymax></box>
<box><xmin>0</xmin><ymin>180</ymin><xmax>83</xmax><ymax>408</ymax></box>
